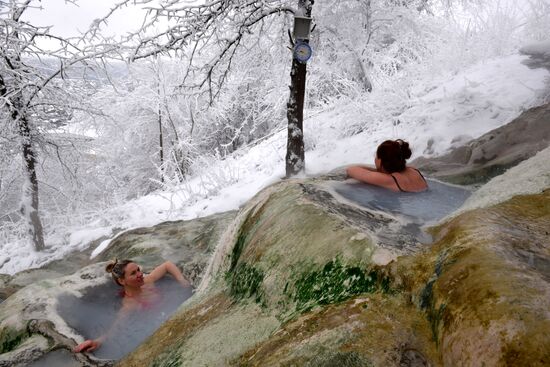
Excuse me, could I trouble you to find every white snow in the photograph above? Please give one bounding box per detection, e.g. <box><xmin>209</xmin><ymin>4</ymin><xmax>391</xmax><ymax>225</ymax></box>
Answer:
<box><xmin>69</xmin><ymin>227</ymin><xmax>112</xmax><ymax>249</ymax></box>
<box><xmin>0</xmin><ymin>52</ymin><xmax>548</xmax><ymax>275</ymax></box>
<box><xmin>307</xmin><ymin>54</ymin><xmax>549</xmax><ymax>173</ymax></box>
<box><xmin>452</xmin><ymin>145</ymin><xmax>550</xmax><ymax>217</ymax></box>
<box><xmin>91</xmin><ymin>238</ymin><xmax>112</xmax><ymax>259</ymax></box>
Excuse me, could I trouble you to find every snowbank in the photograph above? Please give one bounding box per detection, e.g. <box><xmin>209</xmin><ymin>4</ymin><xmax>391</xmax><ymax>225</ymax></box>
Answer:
<box><xmin>0</xmin><ymin>52</ymin><xmax>548</xmax><ymax>275</ymax></box>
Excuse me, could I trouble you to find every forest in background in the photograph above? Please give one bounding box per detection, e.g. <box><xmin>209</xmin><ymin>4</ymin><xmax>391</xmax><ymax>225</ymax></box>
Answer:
<box><xmin>1</xmin><ymin>0</ymin><xmax>549</xmax><ymax>269</ymax></box>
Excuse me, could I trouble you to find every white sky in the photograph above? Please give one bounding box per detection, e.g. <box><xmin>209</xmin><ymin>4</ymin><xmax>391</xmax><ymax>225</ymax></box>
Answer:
<box><xmin>22</xmin><ymin>0</ymin><xmax>539</xmax><ymax>40</ymax></box>
<box><xmin>22</xmin><ymin>0</ymin><xmax>150</xmax><ymax>40</ymax></box>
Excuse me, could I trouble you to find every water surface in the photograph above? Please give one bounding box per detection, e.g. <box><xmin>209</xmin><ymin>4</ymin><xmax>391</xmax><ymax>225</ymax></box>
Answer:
<box><xmin>330</xmin><ymin>179</ymin><xmax>471</xmax><ymax>241</ymax></box>
<box><xmin>27</xmin><ymin>349</ymin><xmax>80</xmax><ymax>367</ymax></box>
<box><xmin>57</xmin><ymin>278</ymin><xmax>193</xmax><ymax>360</ymax></box>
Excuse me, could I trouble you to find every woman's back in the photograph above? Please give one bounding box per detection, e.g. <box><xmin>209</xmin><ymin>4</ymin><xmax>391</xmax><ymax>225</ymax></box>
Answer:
<box><xmin>388</xmin><ymin>167</ymin><xmax>427</xmax><ymax>193</ymax></box>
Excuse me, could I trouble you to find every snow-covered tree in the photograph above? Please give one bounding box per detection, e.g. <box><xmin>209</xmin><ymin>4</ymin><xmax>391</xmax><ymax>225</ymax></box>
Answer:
<box><xmin>96</xmin><ymin>0</ymin><xmax>460</xmax><ymax>176</ymax></box>
<box><xmin>0</xmin><ymin>0</ymin><xmax>114</xmax><ymax>250</ymax></box>
<box><xmin>93</xmin><ymin>0</ymin><xmax>313</xmax><ymax>175</ymax></box>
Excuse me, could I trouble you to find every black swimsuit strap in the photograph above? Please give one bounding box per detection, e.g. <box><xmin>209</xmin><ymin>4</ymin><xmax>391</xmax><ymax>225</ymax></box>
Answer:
<box><xmin>412</xmin><ymin>168</ymin><xmax>427</xmax><ymax>183</ymax></box>
<box><xmin>390</xmin><ymin>174</ymin><xmax>405</xmax><ymax>192</ymax></box>
<box><xmin>391</xmin><ymin>168</ymin><xmax>426</xmax><ymax>192</ymax></box>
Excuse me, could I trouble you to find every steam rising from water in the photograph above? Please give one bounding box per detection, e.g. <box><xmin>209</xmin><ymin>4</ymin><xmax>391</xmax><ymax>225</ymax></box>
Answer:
<box><xmin>58</xmin><ymin>278</ymin><xmax>193</xmax><ymax>360</ymax></box>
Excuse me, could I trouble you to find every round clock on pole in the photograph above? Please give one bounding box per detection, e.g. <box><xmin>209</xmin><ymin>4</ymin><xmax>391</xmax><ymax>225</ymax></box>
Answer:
<box><xmin>294</xmin><ymin>41</ymin><xmax>313</xmax><ymax>63</ymax></box>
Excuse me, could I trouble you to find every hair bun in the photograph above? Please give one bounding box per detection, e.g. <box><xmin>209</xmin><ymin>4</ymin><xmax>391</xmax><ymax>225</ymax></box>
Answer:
<box><xmin>395</xmin><ymin>139</ymin><xmax>411</xmax><ymax>160</ymax></box>
<box><xmin>105</xmin><ymin>259</ymin><xmax>118</xmax><ymax>274</ymax></box>
<box><xmin>400</xmin><ymin>140</ymin><xmax>412</xmax><ymax>160</ymax></box>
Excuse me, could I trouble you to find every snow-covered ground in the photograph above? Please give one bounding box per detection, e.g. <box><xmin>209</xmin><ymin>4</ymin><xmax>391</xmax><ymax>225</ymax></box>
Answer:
<box><xmin>1</xmin><ymin>52</ymin><xmax>548</xmax><ymax>275</ymax></box>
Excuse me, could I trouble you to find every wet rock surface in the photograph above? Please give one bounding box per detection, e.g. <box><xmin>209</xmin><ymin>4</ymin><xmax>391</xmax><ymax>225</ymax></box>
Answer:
<box><xmin>300</xmin><ymin>182</ymin><xmax>423</xmax><ymax>253</ymax></box>
<box><xmin>521</xmin><ymin>40</ymin><xmax>550</xmax><ymax>71</ymax></box>
<box><xmin>405</xmin><ymin>190</ymin><xmax>550</xmax><ymax>366</ymax></box>
<box><xmin>0</xmin><ymin>275</ymin><xmax>14</xmax><ymax>304</ymax></box>
<box><xmin>413</xmin><ymin>102</ymin><xmax>550</xmax><ymax>185</ymax></box>
<box><xmin>0</xmin><ymin>243</ymin><xmax>100</xmax><ymax>303</ymax></box>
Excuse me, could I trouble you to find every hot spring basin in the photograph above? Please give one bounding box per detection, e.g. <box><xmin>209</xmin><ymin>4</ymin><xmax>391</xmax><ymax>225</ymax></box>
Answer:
<box><xmin>329</xmin><ymin>179</ymin><xmax>471</xmax><ymax>242</ymax></box>
<box><xmin>27</xmin><ymin>349</ymin><xmax>80</xmax><ymax>367</ymax></box>
<box><xmin>57</xmin><ymin>278</ymin><xmax>193</xmax><ymax>360</ymax></box>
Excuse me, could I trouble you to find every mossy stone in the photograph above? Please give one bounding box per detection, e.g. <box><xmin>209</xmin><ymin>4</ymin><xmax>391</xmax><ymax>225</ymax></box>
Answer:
<box><xmin>226</xmin><ymin>262</ymin><xmax>265</xmax><ymax>304</ymax></box>
<box><xmin>288</xmin><ymin>257</ymin><xmax>386</xmax><ymax>313</ymax></box>
<box><xmin>0</xmin><ymin>326</ymin><xmax>29</xmax><ymax>354</ymax></box>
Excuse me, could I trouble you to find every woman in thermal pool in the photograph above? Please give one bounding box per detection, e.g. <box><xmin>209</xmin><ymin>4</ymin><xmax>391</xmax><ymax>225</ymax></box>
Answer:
<box><xmin>74</xmin><ymin>259</ymin><xmax>191</xmax><ymax>353</ymax></box>
<box><xmin>346</xmin><ymin>139</ymin><xmax>428</xmax><ymax>192</ymax></box>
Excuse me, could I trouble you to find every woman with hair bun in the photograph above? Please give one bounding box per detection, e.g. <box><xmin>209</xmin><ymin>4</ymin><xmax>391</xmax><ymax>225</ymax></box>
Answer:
<box><xmin>74</xmin><ymin>259</ymin><xmax>191</xmax><ymax>354</ymax></box>
<box><xmin>346</xmin><ymin>139</ymin><xmax>428</xmax><ymax>192</ymax></box>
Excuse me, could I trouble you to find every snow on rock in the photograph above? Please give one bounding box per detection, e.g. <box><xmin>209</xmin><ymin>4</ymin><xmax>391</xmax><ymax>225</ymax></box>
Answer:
<box><xmin>90</xmin><ymin>238</ymin><xmax>114</xmax><ymax>259</ymax></box>
<box><xmin>451</xmin><ymin>145</ymin><xmax>550</xmax><ymax>217</ymax></box>
<box><xmin>520</xmin><ymin>40</ymin><xmax>550</xmax><ymax>57</ymax></box>
<box><xmin>69</xmin><ymin>227</ymin><xmax>112</xmax><ymax>249</ymax></box>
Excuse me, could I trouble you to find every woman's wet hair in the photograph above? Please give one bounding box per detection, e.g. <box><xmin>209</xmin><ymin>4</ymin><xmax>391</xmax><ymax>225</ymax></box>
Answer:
<box><xmin>376</xmin><ymin>139</ymin><xmax>412</xmax><ymax>173</ymax></box>
<box><xmin>106</xmin><ymin>259</ymin><xmax>133</xmax><ymax>286</ymax></box>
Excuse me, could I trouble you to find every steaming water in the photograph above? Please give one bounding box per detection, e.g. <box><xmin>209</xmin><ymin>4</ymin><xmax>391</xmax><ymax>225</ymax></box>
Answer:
<box><xmin>57</xmin><ymin>278</ymin><xmax>193</xmax><ymax>360</ymax></box>
<box><xmin>331</xmin><ymin>179</ymin><xmax>471</xmax><ymax>232</ymax></box>
<box><xmin>27</xmin><ymin>349</ymin><xmax>80</xmax><ymax>367</ymax></box>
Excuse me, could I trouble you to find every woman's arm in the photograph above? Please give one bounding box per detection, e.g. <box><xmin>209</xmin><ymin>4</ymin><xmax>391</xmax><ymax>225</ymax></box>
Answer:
<box><xmin>73</xmin><ymin>336</ymin><xmax>104</xmax><ymax>353</ymax></box>
<box><xmin>347</xmin><ymin>164</ymin><xmax>376</xmax><ymax>171</ymax></box>
<box><xmin>145</xmin><ymin>261</ymin><xmax>191</xmax><ymax>287</ymax></box>
<box><xmin>346</xmin><ymin>166</ymin><xmax>397</xmax><ymax>191</ymax></box>
<box><xmin>73</xmin><ymin>303</ymin><xmax>132</xmax><ymax>353</ymax></box>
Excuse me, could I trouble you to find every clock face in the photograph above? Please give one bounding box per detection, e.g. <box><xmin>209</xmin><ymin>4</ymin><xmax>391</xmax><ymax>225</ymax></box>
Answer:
<box><xmin>294</xmin><ymin>42</ymin><xmax>312</xmax><ymax>63</ymax></box>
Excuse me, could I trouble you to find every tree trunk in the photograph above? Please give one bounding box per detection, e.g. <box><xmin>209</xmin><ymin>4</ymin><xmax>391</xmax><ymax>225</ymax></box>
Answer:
<box><xmin>286</xmin><ymin>59</ymin><xmax>307</xmax><ymax>177</ymax></box>
<box><xmin>14</xmin><ymin>104</ymin><xmax>46</xmax><ymax>251</ymax></box>
<box><xmin>156</xmin><ymin>58</ymin><xmax>165</xmax><ymax>184</ymax></box>
<box><xmin>285</xmin><ymin>0</ymin><xmax>314</xmax><ymax>177</ymax></box>
<box><xmin>3</xmin><ymin>17</ymin><xmax>46</xmax><ymax>251</ymax></box>
<box><xmin>158</xmin><ymin>102</ymin><xmax>164</xmax><ymax>184</ymax></box>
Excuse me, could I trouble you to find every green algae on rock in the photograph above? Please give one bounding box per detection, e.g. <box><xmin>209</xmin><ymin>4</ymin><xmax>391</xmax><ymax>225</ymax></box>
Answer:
<box><xmin>0</xmin><ymin>325</ymin><xmax>30</xmax><ymax>354</ymax></box>
<box><xmin>214</xmin><ymin>181</ymin><xmax>400</xmax><ymax>317</ymax></box>
<box><xmin>411</xmin><ymin>190</ymin><xmax>550</xmax><ymax>366</ymax></box>
<box><xmin>126</xmin><ymin>177</ymin><xmax>550</xmax><ymax>367</ymax></box>
<box><xmin>226</xmin><ymin>262</ymin><xmax>265</xmax><ymax>304</ymax></box>
<box><xmin>287</xmin><ymin>257</ymin><xmax>389</xmax><ymax>313</ymax></box>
